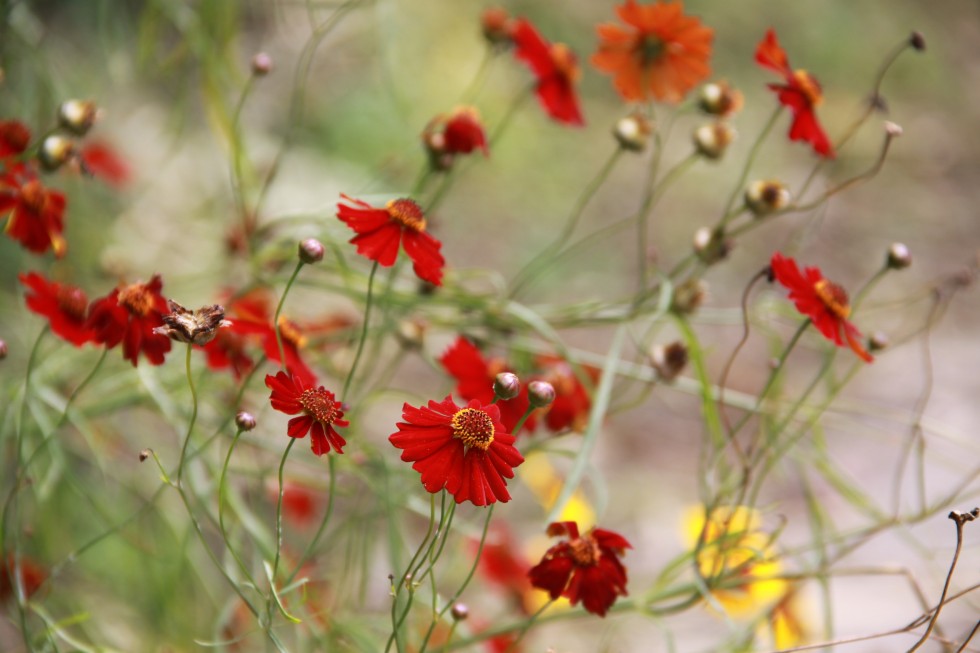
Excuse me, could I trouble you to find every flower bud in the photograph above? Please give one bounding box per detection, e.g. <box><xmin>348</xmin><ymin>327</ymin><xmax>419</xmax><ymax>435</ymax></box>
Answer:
<box><xmin>39</xmin><ymin>135</ymin><xmax>75</xmax><ymax>171</ymax></box>
<box><xmin>451</xmin><ymin>603</ymin><xmax>469</xmax><ymax>621</ymax></box>
<box><xmin>692</xmin><ymin>227</ymin><xmax>731</xmax><ymax>265</ymax></box>
<box><xmin>251</xmin><ymin>52</ymin><xmax>273</xmax><ymax>76</ymax></box>
<box><xmin>613</xmin><ymin>112</ymin><xmax>653</xmax><ymax>152</ymax></box>
<box><xmin>0</xmin><ymin>339</ymin><xmax>7</xmax><ymax>359</ymax></box>
<box><xmin>494</xmin><ymin>372</ymin><xmax>520</xmax><ymax>400</ymax></box>
<box><xmin>528</xmin><ymin>380</ymin><xmax>555</xmax><ymax>409</ymax></box>
<box><xmin>395</xmin><ymin>318</ymin><xmax>427</xmax><ymax>350</ymax></box>
<box><xmin>698</xmin><ymin>81</ymin><xmax>744</xmax><ymax>117</ymax></box>
<box><xmin>235</xmin><ymin>411</ymin><xmax>257</xmax><ymax>431</ymax></box>
<box><xmin>481</xmin><ymin>8</ymin><xmax>515</xmax><ymax>46</ymax></box>
<box><xmin>745</xmin><ymin>180</ymin><xmax>790</xmax><ymax>216</ymax></box>
<box><xmin>886</xmin><ymin>242</ymin><xmax>911</xmax><ymax>270</ymax></box>
<box><xmin>139</xmin><ymin>448</ymin><xmax>150</xmax><ymax>462</ymax></box>
<box><xmin>869</xmin><ymin>331</ymin><xmax>889</xmax><ymax>352</ymax></box>
<box><xmin>693</xmin><ymin>122</ymin><xmax>736</xmax><ymax>160</ymax></box>
<box><xmin>650</xmin><ymin>341</ymin><xmax>688</xmax><ymax>382</ymax></box>
<box><xmin>298</xmin><ymin>238</ymin><xmax>325</xmax><ymax>264</ymax></box>
<box><xmin>884</xmin><ymin>121</ymin><xmax>903</xmax><ymax>138</ymax></box>
<box><xmin>671</xmin><ymin>278</ymin><xmax>708</xmax><ymax>314</ymax></box>
<box><xmin>58</xmin><ymin>99</ymin><xmax>98</xmax><ymax>136</ymax></box>
<box><xmin>909</xmin><ymin>31</ymin><xmax>926</xmax><ymax>52</ymax></box>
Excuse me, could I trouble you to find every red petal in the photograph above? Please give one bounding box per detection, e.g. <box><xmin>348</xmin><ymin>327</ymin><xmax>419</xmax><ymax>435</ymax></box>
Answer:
<box><xmin>401</xmin><ymin>230</ymin><xmax>445</xmax><ymax>286</ymax></box>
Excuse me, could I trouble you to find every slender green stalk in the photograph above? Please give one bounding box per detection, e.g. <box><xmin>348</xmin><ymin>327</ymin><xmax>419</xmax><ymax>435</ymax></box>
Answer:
<box><xmin>273</xmin><ymin>260</ymin><xmax>306</xmax><ymax>373</ymax></box>
<box><xmin>342</xmin><ymin>260</ymin><xmax>379</xmax><ymax>401</ymax></box>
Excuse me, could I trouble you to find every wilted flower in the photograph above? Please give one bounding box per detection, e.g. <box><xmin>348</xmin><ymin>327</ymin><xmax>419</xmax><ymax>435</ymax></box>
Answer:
<box><xmin>745</xmin><ymin>179</ymin><xmax>790</xmax><ymax>216</ymax></box>
<box><xmin>0</xmin><ymin>164</ymin><xmax>68</xmax><ymax>257</ymax></box>
<box><xmin>154</xmin><ymin>300</ymin><xmax>229</xmax><ymax>345</ymax></box>
<box><xmin>57</xmin><ymin>99</ymin><xmax>98</xmax><ymax>136</ymax></box>
<box><xmin>699</xmin><ymin>81</ymin><xmax>744</xmax><ymax>116</ymax></box>
<box><xmin>613</xmin><ymin>112</ymin><xmax>654</xmax><ymax>152</ymax></box>
<box><xmin>693</xmin><ymin>122</ymin><xmax>736</xmax><ymax>159</ymax></box>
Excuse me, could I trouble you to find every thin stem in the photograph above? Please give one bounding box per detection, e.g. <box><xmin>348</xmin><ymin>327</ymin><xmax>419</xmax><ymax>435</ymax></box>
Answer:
<box><xmin>717</xmin><ymin>106</ymin><xmax>783</xmax><ymax>227</ymax></box>
<box><xmin>342</xmin><ymin>260</ymin><xmax>379</xmax><ymax>401</ymax></box>
<box><xmin>176</xmin><ymin>343</ymin><xmax>198</xmax><ymax>489</ymax></box>
<box><xmin>273</xmin><ymin>260</ymin><xmax>305</xmax><ymax>373</ymax></box>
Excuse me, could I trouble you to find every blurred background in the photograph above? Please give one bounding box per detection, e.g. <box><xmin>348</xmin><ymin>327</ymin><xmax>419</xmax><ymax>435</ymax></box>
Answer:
<box><xmin>2</xmin><ymin>0</ymin><xmax>980</xmax><ymax>651</ymax></box>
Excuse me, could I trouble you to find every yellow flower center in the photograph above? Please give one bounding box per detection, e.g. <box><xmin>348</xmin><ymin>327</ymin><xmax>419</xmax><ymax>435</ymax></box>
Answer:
<box><xmin>549</xmin><ymin>43</ymin><xmax>581</xmax><ymax>83</ymax></box>
<box><xmin>568</xmin><ymin>534</ymin><xmax>601</xmax><ymax>567</ymax></box>
<box><xmin>450</xmin><ymin>407</ymin><xmax>495</xmax><ymax>451</ymax></box>
<box><xmin>20</xmin><ymin>180</ymin><xmax>49</xmax><ymax>214</ymax></box>
<box><xmin>57</xmin><ymin>286</ymin><xmax>88</xmax><ymax>320</ymax></box>
<box><xmin>792</xmin><ymin>69</ymin><xmax>823</xmax><ymax>106</ymax></box>
<box><xmin>299</xmin><ymin>387</ymin><xmax>342</xmax><ymax>424</ymax></box>
<box><xmin>813</xmin><ymin>279</ymin><xmax>851</xmax><ymax>319</ymax></box>
<box><xmin>118</xmin><ymin>282</ymin><xmax>155</xmax><ymax>316</ymax></box>
<box><xmin>386</xmin><ymin>198</ymin><xmax>427</xmax><ymax>233</ymax></box>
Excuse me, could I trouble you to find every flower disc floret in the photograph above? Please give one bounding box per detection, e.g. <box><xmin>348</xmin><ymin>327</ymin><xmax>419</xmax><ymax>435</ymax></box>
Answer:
<box><xmin>451</xmin><ymin>407</ymin><xmax>495</xmax><ymax>451</ymax></box>
<box><xmin>386</xmin><ymin>198</ymin><xmax>426</xmax><ymax>232</ymax></box>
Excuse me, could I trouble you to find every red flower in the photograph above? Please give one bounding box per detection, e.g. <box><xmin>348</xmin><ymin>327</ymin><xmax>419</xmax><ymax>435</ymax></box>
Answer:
<box><xmin>591</xmin><ymin>0</ymin><xmax>713</xmax><ymax>103</ymax></box>
<box><xmin>0</xmin><ymin>555</ymin><xmax>46</xmax><ymax>602</ymax></box>
<box><xmin>755</xmin><ymin>29</ymin><xmax>834</xmax><ymax>158</ymax></box>
<box><xmin>512</xmin><ymin>19</ymin><xmax>585</xmax><ymax>126</ymax></box>
<box><xmin>0</xmin><ymin>120</ymin><xmax>31</xmax><ymax>159</ymax></box>
<box><xmin>535</xmin><ymin>356</ymin><xmax>596</xmax><ymax>433</ymax></box>
<box><xmin>439</xmin><ymin>336</ymin><xmax>534</xmax><ymax>434</ymax></box>
<box><xmin>265</xmin><ymin>370</ymin><xmax>349</xmax><ymax>456</ymax></box>
<box><xmin>19</xmin><ymin>272</ymin><xmax>94</xmax><ymax>346</ymax></box>
<box><xmin>528</xmin><ymin>521</ymin><xmax>630</xmax><ymax>617</ymax></box>
<box><xmin>337</xmin><ymin>195</ymin><xmax>445</xmax><ymax>286</ymax></box>
<box><xmin>0</xmin><ymin>164</ymin><xmax>68</xmax><ymax>257</ymax></box>
<box><xmin>86</xmin><ymin>275</ymin><xmax>171</xmax><ymax>366</ymax></box>
<box><xmin>477</xmin><ymin>524</ymin><xmax>535</xmax><ymax>615</ymax></box>
<box><xmin>389</xmin><ymin>396</ymin><xmax>524</xmax><ymax>506</ymax></box>
<box><xmin>268</xmin><ymin>480</ymin><xmax>322</xmax><ymax>527</ymax></box>
<box><xmin>79</xmin><ymin>141</ymin><xmax>131</xmax><ymax>187</ymax></box>
<box><xmin>769</xmin><ymin>252</ymin><xmax>872</xmax><ymax>362</ymax></box>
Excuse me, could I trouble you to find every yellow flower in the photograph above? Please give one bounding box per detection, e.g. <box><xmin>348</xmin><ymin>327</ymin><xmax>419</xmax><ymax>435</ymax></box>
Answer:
<box><xmin>758</xmin><ymin>590</ymin><xmax>809</xmax><ymax>648</ymax></box>
<box><xmin>682</xmin><ymin>505</ymin><xmax>787</xmax><ymax>616</ymax></box>
<box><xmin>520</xmin><ymin>452</ymin><xmax>596</xmax><ymax>528</ymax></box>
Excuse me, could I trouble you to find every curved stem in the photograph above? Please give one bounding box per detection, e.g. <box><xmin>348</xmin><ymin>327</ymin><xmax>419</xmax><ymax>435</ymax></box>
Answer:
<box><xmin>342</xmin><ymin>260</ymin><xmax>379</xmax><ymax>401</ymax></box>
<box><xmin>273</xmin><ymin>260</ymin><xmax>306</xmax><ymax>373</ymax></box>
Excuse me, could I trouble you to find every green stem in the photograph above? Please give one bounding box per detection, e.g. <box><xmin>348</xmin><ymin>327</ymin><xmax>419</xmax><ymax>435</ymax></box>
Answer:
<box><xmin>273</xmin><ymin>260</ymin><xmax>305</xmax><ymax>373</ymax></box>
<box><xmin>716</xmin><ymin>106</ymin><xmax>783</xmax><ymax>228</ymax></box>
<box><xmin>342</xmin><ymin>260</ymin><xmax>379</xmax><ymax>401</ymax></box>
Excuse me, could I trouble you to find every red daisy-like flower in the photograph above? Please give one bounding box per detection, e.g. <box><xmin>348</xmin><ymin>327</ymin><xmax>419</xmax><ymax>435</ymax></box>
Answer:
<box><xmin>0</xmin><ymin>164</ymin><xmax>68</xmax><ymax>257</ymax></box>
<box><xmin>755</xmin><ymin>29</ymin><xmax>835</xmax><ymax>158</ymax></box>
<box><xmin>770</xmin><ymin>252</ymin><xmax>873</xmax><ymax>362</ymax></box>
<box><xmin>19</xmin><ymin>272</ymin><xmax>94</xmax><ymax>346</ymax></box>
<box><xmin>528</xmin><ymin>521</ymin><xmax>631</xmax><ymax>617</ymax></box>
<box><xmin>86</xmin><ymin>275</ymin><xmax>171</xmax><ymax>366</ymax></box>
<box><xmin>389</xmin><ymin>395</ymin><xmax>525</xmax><ymax>506</ymax></box>
<box><xmin>337</xmin><ymin>194</ymin><xmax>445</xmax><ymax>286</ymax></box>
<box><xmin>439</xmin><ymin>336</ymin><xmax>534</xmax><ymax>435</ymax></box>
<box><xmin>265</xmin><ymin>370</ymin><xmax>349</xmax><ymax>456</ymax></box>
<box><xmin>0</xmin><ymin>120</ymin><xmax>31</xmax><ymax>159</ymax></box>
<box><xmin>512</xmin><ymin>19</ymin><xmax>585</xmax><ymax>126</ymax></box>
<box><xmin>591</xmin><ymin>0</ymin><xmax>714</xmax><ymax>103</ymax></box>
<box><xmin>535</xmin><ymin>356</ymin><xmax>596</xmax><ymax>433</ymax></box>
<box><xmin>79</xmin><ymin>141</ymin><xmax>131</xmax><ymax>187</ymax></box>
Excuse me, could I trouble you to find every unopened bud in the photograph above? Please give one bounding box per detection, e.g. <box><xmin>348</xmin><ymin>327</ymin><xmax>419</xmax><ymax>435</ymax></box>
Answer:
<box><xmin>298</xmin><ymin>238</ymin><xmax>325</xmax><ymax>264</ymax></box>
<box><xmin>692</xmin><ymin>227</ymin><xmax>731</xmax><ymax>265</ymax></box>
<box><xmin>481</xmin><ymin>8</ymin><xmax>515</xmax><ymax>46</ymax></box>
<box><xmin>613</xmin><ymin>112</ymin><xmax>653</xmax><ymax>152</ymax></box>
<box><xmin>869</xmin><ymin>331</ymin><xmax>889</xmax><ymax>352</ymax></box>
<box><xmin>886</xmin><ymin>243</ymin><xmax>912</xmax><ymax>270</ymax></box>
<box><xmin>884</xmin><ymin>121</ymin><xmax>903</xmax><ymax>138</ymax></box>
<box><xmin>494</xmin><ymin>372</ymin><xmax>520</xmax><ymax>401</ymax></box>
<box><xmin>0</xmin><ymin>339</ymin><xmax>7</xmax><ymax>359</ymax></box>
<box><xmin>251</xmin><ymin>52</ymin><xmax>273</xmax><ymax>76</ymax></box>
<box><xmin>450</xmin><ymin>603</ymin><xmax>469</xmax><ymax>621</ymax></box>
<box><xmin>745</xmin><ymin>180</ymin><xmax>790</xmax><ymax>216</ymax></box>
<box><xmin>693</xmin><ymin>122</ymin><xmax>736</xmax><ymax>160</ymax></box>
<box><xmin>39</xmin><ymin>135</ymin><xmax>75</xmax><ymax>171</ymax></box>
<box><xmin>58</xmin><ymin>99</ymin><xmax>99</xmax><ymax>136</ymax></box>
<box><xmin>671</xmin><ymin>278</ymin><xmax>708</xmax><ymax>314</ymax></box>
<box><xmin>650</xmin><ymin>341</ymin><xmax>688</xmax><ymax>382</ymax></box>
<box><xmin>235</xmin><ymin>411</ymin><xmax>257</xmax><ymax>431</ymax></box>
<box><xmin>139</xmin><ymin>448</ymin><xmax>150</xmax><ymax>462</ymax></box>
<box><xmin>909</xmin><ymin>31</ymin><xmax>926</xmax><ymax>52</ymax></box>
<box><xmin>528</xmin><ymin>380</ymin><xmax>555</xmax><ymax>409</ymax></box>
<box><xmin>698</xmin><ymin>81</ymin><xmax>744</xmax><ymax>117</ymax></box>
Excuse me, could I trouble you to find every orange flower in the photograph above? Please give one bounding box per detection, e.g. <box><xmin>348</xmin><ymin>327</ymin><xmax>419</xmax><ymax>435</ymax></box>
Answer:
<box><xmin>592</xmin><ymin>0</ymin><xmax>713</xmax><ymax>103</ymax></box>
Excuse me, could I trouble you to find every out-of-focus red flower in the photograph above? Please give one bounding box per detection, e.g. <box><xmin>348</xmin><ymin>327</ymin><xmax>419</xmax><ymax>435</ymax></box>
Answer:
<box><xmin>0</xmin><ymin>555</ymin><xmax>46</xmax><ymax>602</ymax></box>
<box><xmin>79</xmin><ymin>141</ymin><xmax>130</xmax><ymax>187</ymax></box>
<box><xmin>755</xmin><ymin>29</ymin><xmax>834</xmax><ymax>158</ymax></box>
<box><xmin>389</xmin><ymin>396</ymin><xmax>524</xmax><ymax>506</ymax></box>
<box><xmin>535</xmin><ymin>356</ymin><xmax>596</xmax><ymax>433</ymax></box>
<box><xmin>268</xmin><ymin>479</ymin><xmax>322</xmax><ymax>527</ymax></box>
<box><xmin>266</xmin><ymin>370</ymin><xmax>349</xmax><ymax>456</ymax></box>
<box><xmin>477</xmin><ymin>524</ymin><xmax>536</xmax><ymax>615</ymax></box>
<box><xmin>770</xmin><ymin>252</ymin><xmax>872</xmax><ymax>362</ymax></box>
<box><xmin>0</xmin><ymin>164</ymin><xmax>67</xmax><ymax>257</ymax></box>
<box><xmin>0</xmin><ymin>120</ymin><xmax>31</xmax><ymax>159</ymax></box>
<box><xmin>512</xmin><ymin>19</ymin><xmax>585</xmax><ymax>126</ymax></box>
<box><xmin>439</xmin><ymin>336</ymin><xmax>534</xmax><ymax>434</ymax></box>
<box><xmin>481</xmin><ymin>7</ymin><xmax>516</xmax><ymax>46</ymax></box>
<box><xmin>19</xmin><ymin>271</ymin><xmax>94</xmax><ymax>346</ymax></box>
<box><xmin>528</xmin><ymin>521</ymin><xmax>630</xmax><ymax>617</ymax></box>
<box><xmin>591</xmin><ymin>0</ymin><xmax>713</xmax><ymax>103</ymax></box>
<box><xmin>427</xmin><ymin>107</ymin><xmax>489</xmax><ymax>157</ymax></box>
<box><xmin>86</xmin><ymin>275</ymin><xmax>171</xmax><ymax>366</ymax></box>
<box><xmin>337</xmin><ymin>195</ymin><xmax>445</xmax><ymax>286</ymax></box>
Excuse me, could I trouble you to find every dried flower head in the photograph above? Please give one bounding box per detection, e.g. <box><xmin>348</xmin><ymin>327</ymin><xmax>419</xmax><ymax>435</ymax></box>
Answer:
<box><xmin>692</xmin><ymin>227</ymin><xmax>730</xmax><ymax>265</ymax></box>
<box><xmin>58</xmin><ymin>100</ymin><xmax>99</xmax><ymax>136</ymax></box>
<box><xmin>693</xmin><ymin>122</ymin><xmax>736</xmax><ymax>159</ymax></box>
<box><xmin>651</xmin><ymin>341</ymin><xmax>688</xmax><ymax>381</ymax></box>
<box><xmin>699</xmin><ymin>80</ymin><xmax>744</xmax><ymax>117</ymax></box>
<box><xmin>39</xmin><ymin>135</ymin><xmax>75</xmax><ymax>171</ymax></box>
<box><xmin>886</xmin><ymin>243</ymin><xmax>912</xmax><ymax>270</ymax></box>
<box><xmin>154</xmin><ymin>300</ymin><xmax>230</xmax><ymax>346</ymax></box>
<box><xmin>613</xmin><ymin>112</ymin><xmax>654</xmax><ymax>152</ymax></box>
<box><xmin>745</xmin><ymin>180</ymin><xmax>790</xmax><ymax>216</ymax></box>
<box><xmin>672</xmin><ymin>277</ymin><xmax>709</xmax><ymax>313</ymax></box>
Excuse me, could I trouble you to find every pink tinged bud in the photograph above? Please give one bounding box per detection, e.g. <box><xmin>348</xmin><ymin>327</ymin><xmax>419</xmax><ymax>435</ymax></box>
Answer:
<box><xmin>528</xmin><ymin>380</ymin><xmax>555</xmax><ymax>408</ymax></box>
<box><xmin>235</xmin><ymin>411</ymin><xmax>257</xmax><ymax>431</ymax></box>
<box><xmin>298</xmin><ymin>238</ymin><xmax>325</xmax><ymax>264</ymax></box>
<box><xmin>450</xmin><ymin>603</ymin><xmax>469</xmax><ymax>621</ymax></box>
<box><xmin>251</xmin><ymin>52</ymin><xmax>273</xmax><ymax>76</ymax></box>
<box><xmin>884</xmin><ymin>121</ymin><xmax>903</xmax><ymax>138</ymax></box>
<box><xmin>909</xmin><ymin>31</ymin><xmax>926</xmax><ymax>52</ymax></box>
<box><xmin>869</xmin><ymin>331</ymin><xmax>889</xmax><ymax>352</ymax></box>
<box><xmin>493</xmin><ymin>372</ymin><xmax>521</xmax><ymax>400</ymax></box>
<box><xmin>139</xmin><ymin>448</ymin><xmax>150</xmax><ymax>462</ymax></box>
<box><xmin>887</xmin><ymin>242</ymin><xmax>912</xmax><ymax>270</ymax></box>
<box><xmin>0</xmin><ymin>339</ymin><xmax>7</xmax><ymax>359</ymax></box>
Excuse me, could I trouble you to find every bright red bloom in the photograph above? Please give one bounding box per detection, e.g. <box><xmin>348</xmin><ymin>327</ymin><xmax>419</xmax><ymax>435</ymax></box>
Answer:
<box><xmin>528</xmin><ymin>521</ymin><xmax>631</xmax><ymax>617</ymax></box>
<box><xmin>755</xmin><ymin>29</ymin><xmax>834</xmax><ymax>158</ymax></box>
<box><xmin>86</xmin><ymin>275</ymin><xmax>171</xmax><ymax>366</ymax></box>
<box><xmin>19</xmin><ymin>272</ymin><xmax>94</xmax><ymax>346</ymax></box>
<box><xmin>268</xmin><ymin>479</ymin><xmax>322</xmax><ymax>527</ymax></box>
<box><xmin>439</xmin><ymin>337</ymin><xmax>534</xmax><ymax>434</ymax></box>
<box><xmin>265</xmin><ymin>370</ymin><xmax>349</xmax><ymax>456</ymax></box>
<box><xmin>337</xmin><ymin>194</ymin><xmax>445</xmax><ymax>286</ymax></box>
<box><xmin>591</xmin><ymin>0</ymin><xmax>713</xmax><ymax>103</ymax></box>
<box><xmin>770</xmin><ymin>252</ymin><xmax>872</xmax><ymax>362</ymax></box>
<box><xmin>0</xmin><ymin>120</ymin><xmax>31</xmax><ymax>159</ymax></box>
<box><xmin>512</xmin><ymin>19</ymin><xmax>585</xmax><ymax>126</ymax></box>
<box><xmin>389</xmin><ymin>396</ymin><xmax>524</xmax><ymax>506</ymax></box>
<box><xmin>79</xmin><ymin>141</ymin><xmax>131</xmax><ymax>187</ymax></box>
<box><xmin>535</xmin><ymin>356</ymin><xmax>596</xmax><ymax>433</ymax></box>
<box><xmin>0</xmin><ymin>164</ymin><xmax>68</xmax><ymax>257</ymax></box>
<box><xmin>431</xmin><ymin>107</ymin><xmax>489</xmax><ymax>156</ymax></box>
